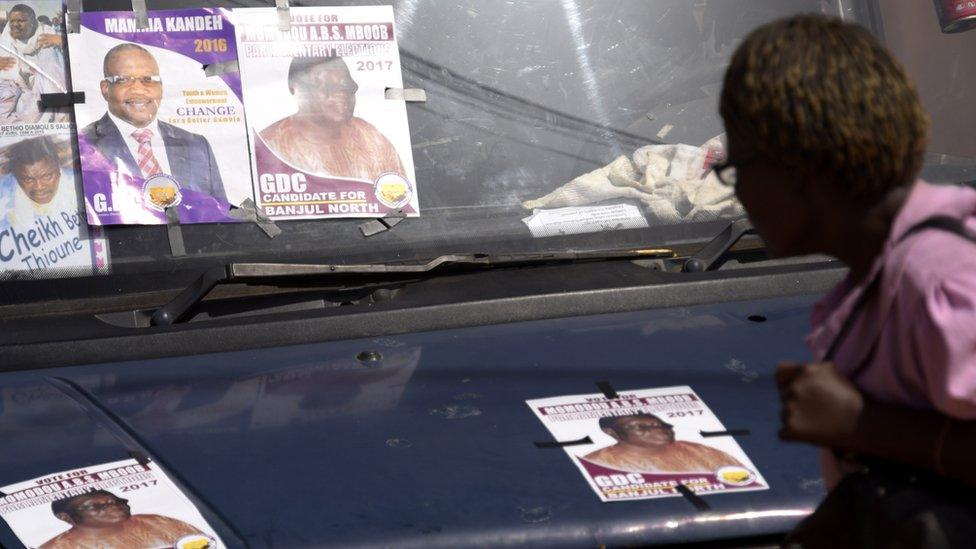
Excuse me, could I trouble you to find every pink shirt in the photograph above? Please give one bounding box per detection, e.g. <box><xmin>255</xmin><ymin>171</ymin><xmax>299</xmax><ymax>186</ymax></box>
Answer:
<box><xmin>806</xmin><ymin>181</ymin><xmax>976</xmax><ymax>487</ymax></box>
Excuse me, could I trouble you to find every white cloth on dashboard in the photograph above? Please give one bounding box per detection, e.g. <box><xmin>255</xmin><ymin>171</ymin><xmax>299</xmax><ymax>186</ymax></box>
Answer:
<box><xmin>521</xmin><ymin>135</ymin><xmax>743</xmax><ymax>224</ymax></box>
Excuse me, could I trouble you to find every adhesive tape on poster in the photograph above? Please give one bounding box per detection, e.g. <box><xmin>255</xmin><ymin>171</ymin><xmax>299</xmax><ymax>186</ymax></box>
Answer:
<box><xmin>131</xmin><ymin>0</ymin><xmax>149</xmax><ymax>29</ymax></box>
<box><xmin>595</xmin><ymin>380</ymin><xmax>619</xmax><ymax>400</ymax></box>
<box><xmin>384</xmin><ymin>88</ymin><xmax>427</xmax><ymax>102</ymax></box>
<box><xmin>359</xmin><ymin>208</ymin><xmax>407</xmax><ymax>237</ymax></box>
<box><xmin>40</xmin><ymin>92</ymin><xmax>85</xmax><ymax>107</ymax></box>
<box><xmin>65</xmin><ymin>0</ymin><xmax>82</xmax><ymax>33</ymax></box>
<box><xmin>276</xmin><ymin>0</ymin><xmax>291</xmax><ymax>31</ymax></box>
<box><xmin>229</xmin><ymin>198</ymin><xmax>282</xmax><ymax>238</ymax></box>
<box><xmin>165</xmin><ymin>207</ymin><xmax>186</xmax><ymax>257</ymax></box>
<box><xmin>203</xmin><ymin>60</ymin><xmax>240</xmax><ymax>77</ymax></box>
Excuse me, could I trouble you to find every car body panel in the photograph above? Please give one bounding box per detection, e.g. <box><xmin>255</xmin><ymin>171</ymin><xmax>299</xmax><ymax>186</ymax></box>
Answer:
<box><xmin>0</xmin><ymin>292</ymin><xmax>823</xmax><ymax>548</ymax></box>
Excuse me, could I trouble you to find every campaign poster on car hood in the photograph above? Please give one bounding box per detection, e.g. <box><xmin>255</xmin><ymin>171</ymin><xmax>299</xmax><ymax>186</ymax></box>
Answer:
<box><xmin>68</xmin><ymin>9</ymin><xmax>251</xmax><ymax>225</ymax></box>
<box><xmin>235</xmin><ymin>6</ymin><xmax>419</xmax><ymax>220</ymax></box>
<box><xmin>527</xmin><ymin>386</ymin><xmax>768</xmax><ymax>503</ymax></box>
<box><xmin>0</xmin><ymin>125</ymin><xmax>109</xmax><ymax>280</ymax></box>
<box><xmin>0</xmin><ymin>458</ymin><xmax>223</xmax><ymax>548</ymax></box>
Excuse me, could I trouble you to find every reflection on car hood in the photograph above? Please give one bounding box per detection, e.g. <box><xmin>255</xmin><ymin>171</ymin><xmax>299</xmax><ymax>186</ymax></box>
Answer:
<box><xmin>0</xmin><ymin>293</ymin><xmax>824</xmax><ymax>548</ymax></box>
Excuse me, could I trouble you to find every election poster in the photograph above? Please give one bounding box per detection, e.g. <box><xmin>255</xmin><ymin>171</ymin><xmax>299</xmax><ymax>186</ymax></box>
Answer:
<box><xmin>0</xmin><ymin>458</ymin><xmax>224</xmax><ymax>548</ymax></box>
<box><xmin>0</xmin><ymin>125</ymin><xmax>109</xmax><ymax>280</ymax></box>
<box><xmin>68</xmin><ymin>9</ymin><xmax>251</xmax><ymax>225</ymax></box>
<box><xmin>0</xmin><ymin>0</ymin><xmax>70</xmax><ymax>124</ymax></box>
<box><xmin>235</xmin><ymin>6</ymin><xmax>419</xmax><ymax>220</ymax></box>
<box><xmin>527</xmin><ymin>386</ymin><xmax>768</xmax><ymax>503</ymax></box>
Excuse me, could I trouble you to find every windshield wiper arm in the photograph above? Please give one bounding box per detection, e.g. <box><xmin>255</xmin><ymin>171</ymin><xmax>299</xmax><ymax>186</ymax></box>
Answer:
<box><xmin>149</xmin><ymin>248</ymin><xmax>675</xmax><ymax>326</ymax></box>
<box><xmin>681</xmin><ymin>218</ymin><xmax>755</xmax><ymax>272</ymax></box>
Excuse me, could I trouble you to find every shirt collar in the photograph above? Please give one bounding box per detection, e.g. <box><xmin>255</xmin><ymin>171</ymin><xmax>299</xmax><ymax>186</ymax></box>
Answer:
<box><xmin>108</xmin><ymin>111</ymin><xmax>163</xmax><ymax>142</ymax></box>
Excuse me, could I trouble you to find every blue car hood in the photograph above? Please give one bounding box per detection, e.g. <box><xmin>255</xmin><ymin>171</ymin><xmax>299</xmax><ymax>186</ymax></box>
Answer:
<box><xmin>0</xmin><ymin>292</ymin><xmax>825</xmax><ymax>548</ymax></box>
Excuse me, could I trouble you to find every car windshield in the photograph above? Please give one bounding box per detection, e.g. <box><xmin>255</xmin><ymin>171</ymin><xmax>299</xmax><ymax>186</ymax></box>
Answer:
<box><xmin>0</xmin><ymin>0</ymin><xmax>974</xmax><ymax>306</ymax></box>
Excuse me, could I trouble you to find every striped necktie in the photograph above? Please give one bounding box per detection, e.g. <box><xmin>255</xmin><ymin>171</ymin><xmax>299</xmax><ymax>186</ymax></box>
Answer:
<box><xmin>131</xmin><ymin>128</ymin><xmax>162</xmax><ymax>178</ymax></box>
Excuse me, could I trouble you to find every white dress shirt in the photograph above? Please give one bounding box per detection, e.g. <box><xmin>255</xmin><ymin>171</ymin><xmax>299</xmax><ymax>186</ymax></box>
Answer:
<box><xmin>107</xmin><ymin>111</ymin><xmax>173</xmax><ymax>177</ymax></box>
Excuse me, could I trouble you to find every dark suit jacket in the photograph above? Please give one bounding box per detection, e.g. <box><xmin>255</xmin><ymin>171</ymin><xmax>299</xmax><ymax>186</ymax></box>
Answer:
<box><xmin>79</xmin><ymin>113</ymin><xmax>227</xmax><ymax>202</ymax></box>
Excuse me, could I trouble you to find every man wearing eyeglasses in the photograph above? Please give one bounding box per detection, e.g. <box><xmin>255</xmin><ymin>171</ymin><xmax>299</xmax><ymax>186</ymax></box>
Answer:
<box><xmin>258</xmin><ymin>54</ymin><xmax>405</xmax><ymax>182</ymax></box>
<box><xmin>583</xmin><ymin>413</ymin><xmax>744</xmax><ymax>473</ymax></box>
<box><xmin>79</xmin><ymin>43</ymin><xmax>227</xmax><ymax>203</ymax></box>
<box><xmin>39</xmin><ymin>489</ymin><xmax>208</xmax><ymax>549</ymax></box>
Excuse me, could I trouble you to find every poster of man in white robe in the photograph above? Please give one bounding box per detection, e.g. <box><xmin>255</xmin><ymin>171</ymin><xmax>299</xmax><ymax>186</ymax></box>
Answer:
<box><xmin>528</xmin><ymin>385</ymin><xmax>769</xmax><ymax>503</ymax></box>
<box><xmin>0</xmin><ymin>1</ymin><xmax>68</xmax><ymax>124</ymax></box>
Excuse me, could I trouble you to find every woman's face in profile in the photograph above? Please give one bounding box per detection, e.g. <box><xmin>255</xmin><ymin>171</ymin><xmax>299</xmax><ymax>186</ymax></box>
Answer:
<box><xmin>726</xmin><ymin>133</ymin><xmax>816</xmax><ymax>258</ymax></box>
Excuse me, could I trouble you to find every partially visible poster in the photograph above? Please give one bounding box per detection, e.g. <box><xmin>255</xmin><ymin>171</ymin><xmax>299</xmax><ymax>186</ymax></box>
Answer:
<box><xmin>0</xmin><ymin>0</ymin><xmax>69</xmax><ymax>124</ymax></box>
<box><xmin>0</xmin><ymin>1</ymin><xmax>107</xmax><ymax>280</ymax></box>
<box><xmin>527</xmin><ymin>386</ymin><xmax>768</xmax><ymax>503</ymax></box>
<box><xmin>235</xmin><ymin>6</ymin><xmax>419</xmax><ymax>220</ymax></box>
<box><xmin>68</xmin><ymin>9</ymin><xmax>251</xmax><ymax>225</ymax></box>
<box><xmin>0</xmin><ymin>459</ymin><xmax>224</xmax><ymax>548</ymax></box>
<box><xmin>0</xmin><ymin>124</ymin><xmax>109</xmax><ymax>280</ymax></box>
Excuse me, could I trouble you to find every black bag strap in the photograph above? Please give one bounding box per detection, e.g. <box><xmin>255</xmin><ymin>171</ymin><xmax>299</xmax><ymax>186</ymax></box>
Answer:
<box><xmin>824</xmin><ymin>215</ymin><xmax>976</xmax><ymax>364</ymax></box>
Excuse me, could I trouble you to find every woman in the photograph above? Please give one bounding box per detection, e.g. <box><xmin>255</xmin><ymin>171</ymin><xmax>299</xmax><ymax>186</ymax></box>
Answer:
<box><xmin>716</xmin><ymin>14</ymin><xmax>976</xmax><ymax>548</ymax></box>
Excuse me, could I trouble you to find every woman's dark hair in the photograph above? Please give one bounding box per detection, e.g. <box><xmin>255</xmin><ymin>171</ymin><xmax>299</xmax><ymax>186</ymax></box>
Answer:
<box><xmin>720</xmin><ymin>15</ymin><xmax>929</xmax><ymax>204</ymax></box>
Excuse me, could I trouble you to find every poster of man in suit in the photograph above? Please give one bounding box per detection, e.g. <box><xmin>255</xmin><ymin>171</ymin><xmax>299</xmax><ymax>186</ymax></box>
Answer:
<box><xmin>67</xmin><ymin>8</ymin><xmax>250</xmax><ymax>225</ymax></box>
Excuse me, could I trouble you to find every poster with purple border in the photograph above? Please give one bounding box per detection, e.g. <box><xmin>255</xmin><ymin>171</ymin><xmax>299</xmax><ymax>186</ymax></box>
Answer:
<box><xmin>235</xmin><ymin>6</ymin><xmax>419</xmax><ymax>220</ymax></box>
<box><xmin>528</xmin><ymin>386</ymin><xmax>769</xmax><ymax>503</ymax></box>
<box><xmin>68</xmin><ymin>9</ymin><xmax>250</xmax><ymax>225</ymax></box>
<box><xmin>0</xmin><ymin>459</ymin><xmax>224</xmax><ymax>548</ymax></box>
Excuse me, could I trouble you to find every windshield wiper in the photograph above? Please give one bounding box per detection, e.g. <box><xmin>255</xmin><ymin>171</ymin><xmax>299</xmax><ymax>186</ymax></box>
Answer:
<box><xmin>681</xmin><ymin>218</ymin><xmax>754</xmax><ymax>272</ymax></box>
<box><xmin>150</xmin><ymin>248</ymin><xmax>675</xmax><ymax>326</ymax></box>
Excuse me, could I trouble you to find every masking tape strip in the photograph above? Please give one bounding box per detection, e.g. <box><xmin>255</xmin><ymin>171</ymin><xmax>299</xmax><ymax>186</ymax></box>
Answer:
<box><xmin>358</xmin><ymin>219</ymin><xmax>388</xmax><ymax>237</ymax></box>
<box><xmin>132</xmin><ymin>0</ymin><xmax>149</xmax><ymax>30</ymax></box>
<box><xmin>204</xmin><ymin>59</ymin><xmax>240</xmax><ymax>77</ymax></box>
<box><xmin>40</xmin><ymin>91</ymin><xmax>85</xmax><ymax>108</ymax></box>
<box><xmin>533</xmin><ymin>435</ymin><xmax>593</xmax><ymax>449</ymax></box>
<box><xmin>276</xmin><ymin>0</ymin><xmax>290</xmax><ymax>31</ymax></box>
<box><xmin>595</xmin><ymin>380</ymin><xmax>619</xmax><ymax>400</ymax></box>
<box><xmin>229</xmin><ymin>198</ymin><xmax>281</xmax><ymax>238</ymax></box>
<box><xmin>128</xmin><ymin>450</ymin><xmax>151</xmax><ymax>466</ymax></box>
<box><xmin>66</xmin><ymin>0</ymin><xmax>82</xmax><ymax>33</ymax></box>
<box><xmin>385</xmin><ymin>88</ymin><xmax>427</xmax><ymax>102</ymax></box>
<box><xmin>675</xmin><ymin>483</ymin><xmax>711</xmax><ymax>511</ymax></box>
<box><xmin>165</xmin><ymin>207</ymin><xmax>186</xmax><ymax>257</ymax></box>
<box><xmin>359</xmin><ymin>209</ymin><xmax>406</xmax><ymax>237</ymax></box>
<box><xmin>700</xmin><ymin>429</ymin><xmax>751</xmax><ymax>438</ymax></box>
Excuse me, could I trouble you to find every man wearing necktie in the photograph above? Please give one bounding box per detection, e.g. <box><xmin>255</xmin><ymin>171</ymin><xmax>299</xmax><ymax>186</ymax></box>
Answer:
<box><xmin>79</xmin><ymin>43</ymin><xmax>227</xmax><ymax>203</ymax></box>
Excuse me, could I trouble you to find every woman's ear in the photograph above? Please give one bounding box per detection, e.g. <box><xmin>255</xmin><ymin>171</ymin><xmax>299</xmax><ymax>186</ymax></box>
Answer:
<box><xmin>602</xmin><ymin>427</ymin><xmax>620</xmax><ymax>440</ymax></box>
